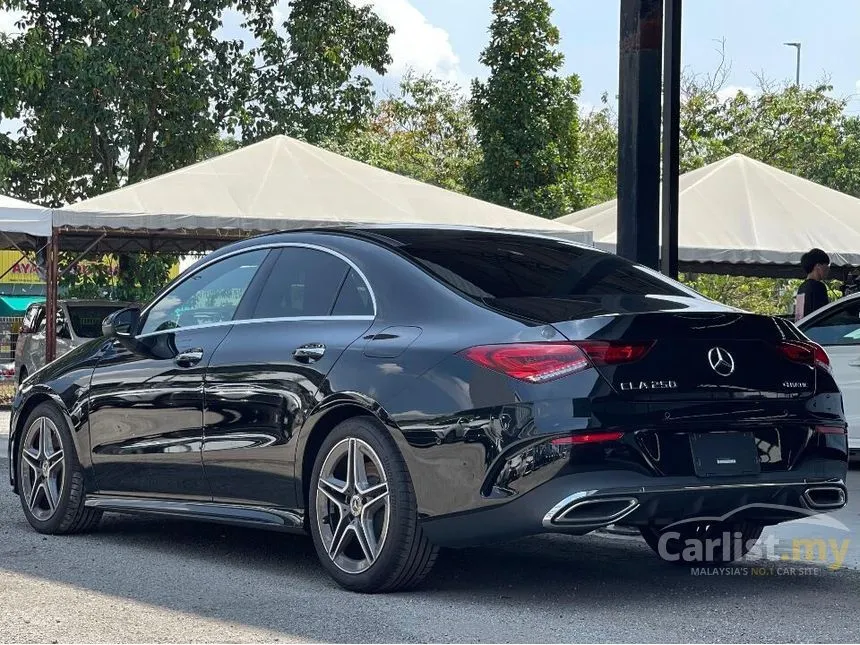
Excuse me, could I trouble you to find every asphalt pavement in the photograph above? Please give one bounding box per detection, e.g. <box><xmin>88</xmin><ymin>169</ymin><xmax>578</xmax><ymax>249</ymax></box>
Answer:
<box><xmin>2</xmin><ymin>411</ymin><xmax>859</xmax><ymax>643</ymax></box>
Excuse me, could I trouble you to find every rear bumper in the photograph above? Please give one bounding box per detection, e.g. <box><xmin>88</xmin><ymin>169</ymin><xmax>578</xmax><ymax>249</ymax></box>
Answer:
<box><xmin>420</xmin><ymin>469</ymin><xmax>848</xmax><ymax>547</ymax></box>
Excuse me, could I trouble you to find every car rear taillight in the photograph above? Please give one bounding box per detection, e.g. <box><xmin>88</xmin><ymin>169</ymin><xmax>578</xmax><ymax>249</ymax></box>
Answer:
<box><xmin>779</xmin><ymin>341</ymin><xmax>831</xmax><ymax>372</ymax></box>
<box><xmin>551</xmin><ymin>431</ymin><xmax>624</xmax><ymax>446</ymax></box>
<box><xmin>460</xmin><ymin>341</ymin><xmax>653</xmax><ymax>383</ymax></box>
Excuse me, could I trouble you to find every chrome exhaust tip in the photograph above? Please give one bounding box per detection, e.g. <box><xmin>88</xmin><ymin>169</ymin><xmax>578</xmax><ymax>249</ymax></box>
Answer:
<box><xmin>802</xmin><ymin>486</ymin><xmax>846</xmax><ymax>510</ymax></box>
<box><xmin>543</xmin><ymin>493</ymin><xmax>639</xmax><ymax>528</ymax></box>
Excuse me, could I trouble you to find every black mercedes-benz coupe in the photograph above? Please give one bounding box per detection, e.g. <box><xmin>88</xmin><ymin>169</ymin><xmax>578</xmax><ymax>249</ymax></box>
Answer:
<box><xmin>8</xmin><ymin>226</ymin><xmax>848</xmax><ymax>592</ymax></box>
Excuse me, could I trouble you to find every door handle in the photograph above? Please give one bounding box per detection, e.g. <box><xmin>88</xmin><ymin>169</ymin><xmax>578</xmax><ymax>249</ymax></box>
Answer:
<box><xmin>175</xmin><ymin>348</ymin><xmax>204</xmax><ymax>367</ymax></box>
<box><xmin>293</xmin><ymin>343</ymin><xmax>326</xmax><ymax>363</ymax></box>
<box><xmin>849</xmin><ymin>360</ymin><xmax>860</xmax><ymax>367</ymax></box>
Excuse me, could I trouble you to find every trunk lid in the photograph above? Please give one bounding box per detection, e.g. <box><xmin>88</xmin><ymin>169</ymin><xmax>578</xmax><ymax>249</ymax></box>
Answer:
<box><xmin>481</xmin><ymin>294</ymin><xmax>814</xmax><ymax>401</ymax></box>
<box><xmin>551</xmin><ymin>308</ymin><xmax>815</xmax><ymax>400</ymax></box>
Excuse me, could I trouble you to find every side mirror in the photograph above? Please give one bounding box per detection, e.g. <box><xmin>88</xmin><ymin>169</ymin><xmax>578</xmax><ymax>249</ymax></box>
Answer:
<box><xmin>102</xmin><ymin>307</ymin><xmax>141</xmax><ymax>339</ymax></box>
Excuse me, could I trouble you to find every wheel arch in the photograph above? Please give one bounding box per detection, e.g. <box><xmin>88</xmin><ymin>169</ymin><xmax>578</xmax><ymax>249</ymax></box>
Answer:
<box><xmin>10</xmin><ymin>388</ymin><xmax>81</xmax><ymax>494</ymax></box>
<box><xmin>296</xmin><ymin>393</ymin><xmax>410</xmax><ymax>519</ymax></box>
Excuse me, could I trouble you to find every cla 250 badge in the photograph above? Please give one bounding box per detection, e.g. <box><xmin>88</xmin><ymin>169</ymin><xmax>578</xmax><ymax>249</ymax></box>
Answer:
<box><xmin>619</xmin><ymin>380</ymin><xmax>678</xmax><ymax>391</ymax></box>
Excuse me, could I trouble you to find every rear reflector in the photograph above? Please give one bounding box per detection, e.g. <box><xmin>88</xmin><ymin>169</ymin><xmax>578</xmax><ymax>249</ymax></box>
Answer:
<box><xmin>551</xmin><ymin>431</ymin><xmax>625</xmax><ymax>446</ymax></box>
<box><xmin>779</xmin><ymin>341</ymin><xmax>831</xmax><ymax>372</ymax></box>
<box><xmin>815</xmin><ymin>425</ymin><xmax>846</xmax><ymax>435</ymax></box>
<box><xmin>460</xmin><ymin>341</ymin><xmax>653</xmax><ymax>383</ymax></box>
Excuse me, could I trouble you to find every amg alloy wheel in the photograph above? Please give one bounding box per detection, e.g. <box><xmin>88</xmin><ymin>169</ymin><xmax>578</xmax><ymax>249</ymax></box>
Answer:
<box><xmin>315</xmin><ymin>437</ymin><xmax>391</xmax><ymax>574</ymax></box>
<box><xmin>308</xmin><ymin>417</ymin><xmax>438</xmax><ymax>593</ymax></box>
<box><xmin>17</xmin><ymin>403</ymin><xmax>102</xmax><ymax>534</ymax></box>
<box><xmin>20</xmin><ymin>415</ymin><xmax>66</xmax><ymax>522</ymax></box>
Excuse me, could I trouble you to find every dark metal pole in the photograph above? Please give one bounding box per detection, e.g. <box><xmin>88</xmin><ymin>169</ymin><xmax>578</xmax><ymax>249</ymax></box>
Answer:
<box><xmin>45</xmin><ymin>228</ymin><xmax>59</xmax><ymax>363</ymax></box>
<box><xmin>660</xmin><ymin>0</ymin><xmax>682</xmax><ymax>279</ymax></box>
<box><xmin>617</xmin><ymin>0</ymin><xmax>664</xmax><ymax>270</ymax></box>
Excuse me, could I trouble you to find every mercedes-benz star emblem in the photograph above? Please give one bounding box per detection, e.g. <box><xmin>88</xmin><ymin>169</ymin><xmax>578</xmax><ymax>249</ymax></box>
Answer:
<box><xmin>707</xmin><ymin>347</ymin><xmax>735</xmax><ymax>377</ymax></box>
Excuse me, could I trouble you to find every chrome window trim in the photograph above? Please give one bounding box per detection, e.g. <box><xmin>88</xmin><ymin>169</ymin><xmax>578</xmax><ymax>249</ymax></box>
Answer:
<box><xmin>135</xmin><ymin>315</ymin><xmax>376</xmax><ymax>340</ymax></box>
<box><xmin>136</xmin><ymin>241</ymin><xmax>377</xmax><ymax>339</ymax></box>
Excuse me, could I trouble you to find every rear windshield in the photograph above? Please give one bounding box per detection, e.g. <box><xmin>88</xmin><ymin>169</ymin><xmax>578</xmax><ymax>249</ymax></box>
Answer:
<box><xmin>68</xmin><ymin>305</ymin><xmax>126</xmax><ymax>338</ymax></box>
<box><xmin>373</xmin><ymin>230</ymin><xmax>695</xmax><ymax>299</ymax></box>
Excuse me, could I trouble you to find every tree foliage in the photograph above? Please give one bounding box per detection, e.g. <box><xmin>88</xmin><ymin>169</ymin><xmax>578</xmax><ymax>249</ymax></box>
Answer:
<box><xmin>681</xmin><ymin>77</ymin><xmax>860</xmax><ymax>195</ymax></box>
<box><xmin>0</xmin><ymin>0</ymin><xmax>392</xmax><ymax>206</ymax></box>
<box><xmin>330</xmin><ymin>70</ymin><xmax>481</xmax><ymax>194</ymax></box>
<box><xmin>470</xmin><ymin>0</ymin><xmax>582</xmax><ymax>218</ymax></box>
<box><xmin>577</xmin><ymin>93</ymin><xmax>617</xmax><ymax>208</ymax></box>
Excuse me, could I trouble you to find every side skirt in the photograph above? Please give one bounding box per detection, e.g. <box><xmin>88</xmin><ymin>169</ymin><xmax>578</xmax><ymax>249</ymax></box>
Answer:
<box><xmin>84</xmin><ymin>495</ymin><xmax>307</xmax><ymax>534</ymax></box>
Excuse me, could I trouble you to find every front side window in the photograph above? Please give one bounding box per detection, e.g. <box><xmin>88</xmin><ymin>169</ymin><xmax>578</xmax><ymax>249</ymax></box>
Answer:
<box><xmin>803</xmin><ymin>300</ymin><xmax>860</xmax><ymax>346</ymax></box>
<box><xmin>140</xmin><ymin>250</ymin><xmax>268</xmax><ymax>335</ymax></box>
<box><xmin>252</xmin><ymin>248</ymin><xmax>371</xmax><ymax>319</ymax></box>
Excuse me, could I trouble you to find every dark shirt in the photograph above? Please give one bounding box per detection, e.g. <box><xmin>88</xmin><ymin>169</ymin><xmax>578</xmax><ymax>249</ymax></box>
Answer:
<box><xmin>795</xmin><ymin>279</ymin><xmax>829</xmax><ymax>320</ymax></box>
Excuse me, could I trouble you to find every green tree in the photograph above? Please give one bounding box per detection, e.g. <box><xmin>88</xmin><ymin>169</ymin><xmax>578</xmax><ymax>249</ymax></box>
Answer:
<box><xmin>243</xmin><ymin>0</ymin><xmax>393</xmax><ymax>145</ymax></box>
<box><xmin>577</xmin><ymin>93</ymin><xmax>617</xmax><ymax>208</ymax></box>
<box><xmin>470</xmin><ymin>0</ymin><xmax>582</xmax><ymax>218</ymax></box>
<box><xmin>681</xmin><ymin>79</ymin><xmax>860</xmax><ymax>195</ymax></box>
<box><xmin>0</xmin><ymin>0</ymin><xmax>392</xmax><ymax>206</ymax></box>
<box><xmin>331</xmin><ymin>70</ymin><xmax>481</xmax><ymax>194</ymax></box>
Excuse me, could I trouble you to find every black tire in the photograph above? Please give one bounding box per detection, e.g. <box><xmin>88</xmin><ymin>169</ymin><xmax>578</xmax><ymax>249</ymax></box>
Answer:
<box><xmin>640</xmin><ymin>521</ymin><xmax>764</xmax><ymax>566</ymax></box>
<box><xmin>16</xmin><ymin>402</ymin><xmax>102</xmax><ymax>534</ymax></box>
<box><xmin>308</xmin><ymin>416</ymin><xmax>438</xmax><ymax>593</ymax></box>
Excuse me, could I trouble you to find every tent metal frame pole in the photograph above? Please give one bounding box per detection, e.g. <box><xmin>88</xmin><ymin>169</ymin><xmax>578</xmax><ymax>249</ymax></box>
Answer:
<box><xmin>45</xmin><ymin>228</ymin><xmax>59</xmax><ymax>364</ymax></box>
<box><xmin>660</xmin><ymin>0</ymin><xmax>682</xmax><ymax>279</ymax></box>
<box><xmin>58</xmin><ymin>233</ymin><xmax>107</xmax><ymax>279</ymax></box>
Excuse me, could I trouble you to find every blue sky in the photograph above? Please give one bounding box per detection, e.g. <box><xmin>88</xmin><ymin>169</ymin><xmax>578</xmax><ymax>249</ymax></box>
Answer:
<box><xmin>2</xmin><ymin>0</ymin><xmax>860</xmax><ymax>129</ymax></box>
<box><xmin>357</xmin><ymin>0</ymin><xmax>860</xmax><ymax>113</ymax></box>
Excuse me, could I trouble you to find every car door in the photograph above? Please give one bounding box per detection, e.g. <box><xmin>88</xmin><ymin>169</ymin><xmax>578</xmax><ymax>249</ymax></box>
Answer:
<box><xmin>202</xmin><ymin>245</ymin><xmax>376</xmax><ymax>509</ymax></box>
<box><xmin>800</xmin><ymin>296</ymin><xmax>860</xmax><ymax>449</ymax></box>
<box><xmin>87</xmin><ymin>248</ymin><xmax>272</xmax><ymax>499</ymax></box>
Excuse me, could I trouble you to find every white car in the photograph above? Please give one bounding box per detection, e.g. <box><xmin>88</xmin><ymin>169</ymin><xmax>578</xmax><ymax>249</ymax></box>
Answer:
<box><xmin>797</xmin><ymin>292</ymin><xmax>860</xmax><ymax>460</ymax></box>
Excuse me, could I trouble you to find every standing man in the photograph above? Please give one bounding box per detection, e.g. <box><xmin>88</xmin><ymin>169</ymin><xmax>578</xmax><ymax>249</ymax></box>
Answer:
<box><xmin>795</xmin><ymin>248</ymin><xmax>831</xmax><ymax>321</ymax></box>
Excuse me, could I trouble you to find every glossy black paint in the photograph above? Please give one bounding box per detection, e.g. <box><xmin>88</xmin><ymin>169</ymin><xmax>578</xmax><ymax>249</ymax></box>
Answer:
<box><xmin>8</xmin><ymin>227</ymin><xmax>849</xmax><ymax>548</ymax></box>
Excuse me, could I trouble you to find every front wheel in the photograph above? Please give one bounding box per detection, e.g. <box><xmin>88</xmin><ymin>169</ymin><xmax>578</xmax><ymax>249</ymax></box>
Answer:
<box><xmin>641</xmin><ymin>521</ymin><xmax>764</xmax><ymax>566</ymax></box>
<box><xmin>17</xmin><ymin>402</ymin><xmax>102</xmax><ymax>534</ymax></box>
<box><xmin>308</xmin><ymin>417</ymin><xmax>438</xmax><ymax>593</ymax></box>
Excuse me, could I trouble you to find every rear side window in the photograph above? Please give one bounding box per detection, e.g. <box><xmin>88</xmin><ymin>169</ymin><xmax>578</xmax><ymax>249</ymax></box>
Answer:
<box><xmin>252</xmin><ymin>248</ymin><xmax>360</xmax><ymax>319</ymax></box>
<box><xmin>332</xmin><ymin>269</ymin><xmax>374</xmax><ymax>316</ymax></box>
<box><xmin>374</xmin><ymin>230</ymin><xmax>691</xmax><ymax>299</ymax></box>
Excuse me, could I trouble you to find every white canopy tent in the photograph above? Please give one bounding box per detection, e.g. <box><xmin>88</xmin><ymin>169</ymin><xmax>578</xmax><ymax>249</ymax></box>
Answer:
<box><xmin>55</xmin><ymin>134</ymin><xmax>591</xmax><ymax>251</ymax></box>
<box><xmin>0</xmin><ymin>193</ymin><xmax>52</xmax><ymax>243</ymax></box>
<box><xmin>559</xmin><ymin>154</ymin><xmax>860</xmax><ymax>277</ymax></box>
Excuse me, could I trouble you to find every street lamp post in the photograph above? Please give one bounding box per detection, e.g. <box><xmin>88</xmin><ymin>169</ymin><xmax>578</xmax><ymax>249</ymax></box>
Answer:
<box><xmin>784</xmin><ymin>42</ymin><xmax>801</xmax><ymax>87</ymax></box>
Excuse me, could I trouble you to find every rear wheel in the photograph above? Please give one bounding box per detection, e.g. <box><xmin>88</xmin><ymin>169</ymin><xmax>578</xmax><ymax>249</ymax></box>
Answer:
<box><xmin>641</xmin><ymin>521</ymin><xmax>764</xmax><ymax>565</ymax></box>
<box><xmin>308</xmin><ymin>417</ymin><xmax>438</xmax><ymax>593</ymax></box>
<box><xmin>17</xmin><ymin>402</ymin><xmax>102</xmax><ymax>534</ymax></box>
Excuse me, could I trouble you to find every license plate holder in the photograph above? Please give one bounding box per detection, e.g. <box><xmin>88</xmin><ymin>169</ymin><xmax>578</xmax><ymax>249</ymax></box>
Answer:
<box><xmin>689</xmin><ymin>431</ymin><xmax>760</xmax><ymax>477</ymax></box>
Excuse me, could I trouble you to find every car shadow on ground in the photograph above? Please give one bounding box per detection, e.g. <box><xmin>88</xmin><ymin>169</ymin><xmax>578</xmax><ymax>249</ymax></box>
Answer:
<box><xmin>2</xmin><ymin>508</ymin><xmax>858</xmax><ymax>643</ymax></box>
<box><xmin>61</xmin><ymin>512</ymin><xmax>860</xmax><ymax>595</ymax></box>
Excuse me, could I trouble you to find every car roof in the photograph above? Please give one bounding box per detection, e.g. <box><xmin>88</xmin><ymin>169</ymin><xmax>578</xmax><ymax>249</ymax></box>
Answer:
<box><xmin>796</xmin><ymin>291</ymin><xmax>860</xmax><ymax>327</ymax></box>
